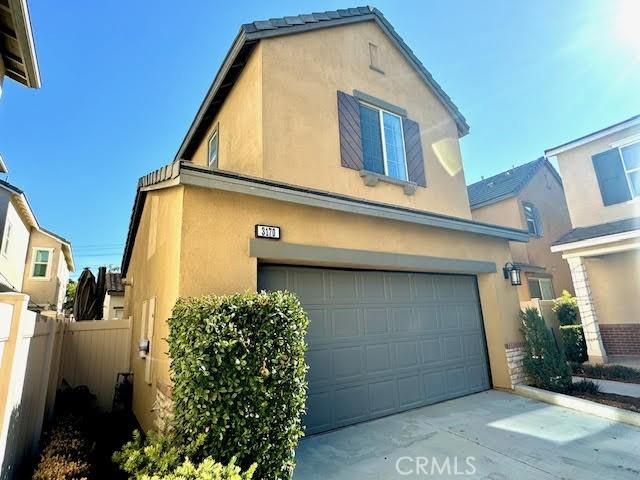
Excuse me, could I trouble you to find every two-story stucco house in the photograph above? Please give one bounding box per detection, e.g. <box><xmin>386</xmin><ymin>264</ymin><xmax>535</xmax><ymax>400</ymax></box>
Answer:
<box><xmin>468</xmin><ymin>158</ymin><xmax>574</xmax><ymax>303</ymax></box>
<box><xmin>546</xmin><ymin>114</ymin><xmax>640</xmax><ymax>363</ymax></box>
<box><xmin>0</xmin><ymin>177</ymin><xmax>74</xmax><ymax>312</ymax></box>
<box><xmin>122</xmin><ymin>7</ymin><xmax>531</xmax><ymax>432</ymax></box>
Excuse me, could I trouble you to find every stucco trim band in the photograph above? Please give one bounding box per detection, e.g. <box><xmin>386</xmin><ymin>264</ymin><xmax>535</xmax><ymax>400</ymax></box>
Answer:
<box><xmin>180</xmin><ymin>165</ymin><xmax>530</xmax><ymax>242</ymax></box>
<box><xmin>249</xmin><ymin>239</ymin><xmax>497</xmax><ymax>274</ymax></box>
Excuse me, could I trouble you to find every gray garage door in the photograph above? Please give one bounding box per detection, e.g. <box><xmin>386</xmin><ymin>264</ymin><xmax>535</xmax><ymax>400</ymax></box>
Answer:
<box><xmin>258</xmin><ymin>265</ymin><xmax>490</xmax><ymax>434</ymax></box>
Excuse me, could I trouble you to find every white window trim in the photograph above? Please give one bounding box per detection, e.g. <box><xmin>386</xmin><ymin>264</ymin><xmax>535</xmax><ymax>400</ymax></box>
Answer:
<box><xmin>528</xmin><ymin>277</ymin><xmax>555</xmax><ymax>300</ymax></box>
<box><xmin>1</xmin><ymin>221</ymin><xmax>11</xmax><ymax>257</ymax></box>
<box><xmin>30</xmin><ymin>247</ymin><xmax>54</xmax><ymax>281</ymax></box>
<box><xmin>619</xmin><ymin>140</ymin><xmax>640</xmax><ymax>199</ymax></box>
<box><xmin>208</xmin><ymin>127</ymin><xmax>219</xmax><ymax>168</ymax></box>
<box><xmin>360</xmin><ymin>101</ymin><xmax>409</xmax><ymax>181</ymax></box>
<box><xmin>523</xmin><ymin>203</ymin><xmax>539</xmax><ymax>236</ymax></box>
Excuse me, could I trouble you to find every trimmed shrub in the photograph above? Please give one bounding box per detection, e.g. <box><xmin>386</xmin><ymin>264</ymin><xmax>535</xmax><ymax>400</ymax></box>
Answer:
<box><xmin>32</xmin><ymin>414</ymin><xmax>94</xmax><ymax>480</ymax></box>
<box><xmin>520</xmin><ymin>307</ymin><xmax>572</xmax><ymax>393</ymax></box>
<box><xmin>113</xmin><ymin>430</ymin><xmax>205</xmax><ymax>479</ymax></box>
<box><xmin>553</xmin><ymin>290</ymin><xmax>579</xmax><ymax>326</ymax></box>
<box><xmin>571</xmin><ymin>379</ymin><xmax>600</xmax><ymax>394</ymax></box>
<box><xmin>167</xmin><ymin>291</ymin><xmax>309</xmax><ymax>480</ymax></box>
<box><xmin>571</xmin><ymin>362</ymin><xmax>640</xmax><ymax>383</ymax></box>
<box><xmin>560</xmin><ymin>325</ymin><xmax>588</xmax><ymax>363</ymax></box>
<box><xmin>139</xmin><ymin>457</ymin><xmax>256</xmax><ymax>480</ymax></box>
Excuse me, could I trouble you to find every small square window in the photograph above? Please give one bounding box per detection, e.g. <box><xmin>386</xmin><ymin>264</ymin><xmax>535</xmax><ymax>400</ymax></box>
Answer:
<box><xmin>528</xmin><ymin>278</ymin><xmax>554</xmax><ymax>300</ymax></box>
<box><xmin>208</xmin><ymin>129</ymin><xmax>219</xmax><ymax>168</ymax></box>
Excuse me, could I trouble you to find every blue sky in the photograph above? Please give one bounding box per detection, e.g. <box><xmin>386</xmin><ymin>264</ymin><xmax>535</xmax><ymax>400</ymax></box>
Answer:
<box><xmin>1</xmin><ymin>0</ymin><xmax>639</xmax><ymax>277</ymax></box>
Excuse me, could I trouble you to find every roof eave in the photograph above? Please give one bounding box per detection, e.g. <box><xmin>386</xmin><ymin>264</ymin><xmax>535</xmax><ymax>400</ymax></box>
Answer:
<box><xmin>6</xmin><ymin>0</ymin><xmax>41</xmax><ymax>88</ymax></box>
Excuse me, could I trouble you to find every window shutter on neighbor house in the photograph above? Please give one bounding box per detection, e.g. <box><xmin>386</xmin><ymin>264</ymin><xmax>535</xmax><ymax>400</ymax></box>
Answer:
<box><xmin>592</xmin><ymin>148</ymin><xmax>632</xmax><ymax>206</ymax></box>
<box><xmin>337</xmin><ymin>91</ymin><xmax>364</xmax><ymax>171</ymax></box>
<box><xmin>402</xmin><ymin>118</ymin><xmax>426</xmax><ymax>187</ymax></box>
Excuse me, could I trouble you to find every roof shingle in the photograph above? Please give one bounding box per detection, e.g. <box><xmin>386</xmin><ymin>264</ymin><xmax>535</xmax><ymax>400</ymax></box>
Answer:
<box><xmin>553</xmin><ymin>217</ymin><xmax>640</xmax><ymax>246</ymax></box>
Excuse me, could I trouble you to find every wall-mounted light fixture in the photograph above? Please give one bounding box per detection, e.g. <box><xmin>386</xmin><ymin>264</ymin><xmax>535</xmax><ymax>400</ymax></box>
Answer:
<box><xmin>503</xmin><ymin>262</ymin><xmax>522</xmax><ymax>286</ymax></box>
<box><xmin>138</xmin><ymin>339</ymin><xmax>150</xmax><ymax>359</ymax></box>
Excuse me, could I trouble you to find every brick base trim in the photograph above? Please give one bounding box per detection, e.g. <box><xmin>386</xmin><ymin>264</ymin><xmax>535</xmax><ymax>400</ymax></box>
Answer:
<box><xmin>600</xmin><ymin>324</ymin><xmax>640</xmax><ymax>355</ymax></box>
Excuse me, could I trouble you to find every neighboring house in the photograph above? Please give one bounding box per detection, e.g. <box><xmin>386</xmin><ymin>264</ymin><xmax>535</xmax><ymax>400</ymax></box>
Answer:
<box><xmin>0</xmin><ymin>0</ymin><xmax>40</xmax><ymax>98</ymax></box>
<box><xmin>103</xmin><ymin>271</ymin><xmax>124</xmax><ymax>320</ymax></box>
<box><xmin>0</xmin><ymin>177</ymin><xmax>74</xmax><ymax>311</ymax></box>
<box><xmin>122</xmin><ymin>7</ymin><xmax>530</xmax><ymax>432</ymax></box>
<box><xmin>468</xmin><ymin>158</ymin><xmax>574</xmax><ymax>302</ymax></box>
<box><xmin>21</xmin><ymin>228</ymin><xmax>73</xmax><ymax>312</ymax></box>
<box><xmin>545</xmin><ymin>114</ymin><xmax>640</xmax><ymax>363</ymax></box>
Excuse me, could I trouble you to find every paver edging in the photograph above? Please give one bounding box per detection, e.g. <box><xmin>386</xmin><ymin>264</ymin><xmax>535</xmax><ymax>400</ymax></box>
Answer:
<box><xmin>513</xmin><ymin>384</ymin><xmax>640</xmax><ymax>428</ymax></box>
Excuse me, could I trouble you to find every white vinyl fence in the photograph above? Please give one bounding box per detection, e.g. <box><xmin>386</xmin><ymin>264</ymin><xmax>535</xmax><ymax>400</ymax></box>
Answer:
<box><xmin>0</xmin><ymin>292</ymin><xmax>132</xmax><ymax>479</ymax></box>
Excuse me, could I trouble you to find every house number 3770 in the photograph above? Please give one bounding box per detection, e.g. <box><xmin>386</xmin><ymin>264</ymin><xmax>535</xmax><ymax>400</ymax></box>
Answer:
<box><xmin>255</xmin><ymin>225</ymin><xmax>281</xmax><ymax>240</ymax></box>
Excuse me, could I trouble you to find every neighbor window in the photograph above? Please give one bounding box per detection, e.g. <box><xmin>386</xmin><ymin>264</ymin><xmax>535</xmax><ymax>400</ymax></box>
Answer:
<box><xmin>528</xmin><ymin>278</ymin><xmax>554</xmax><ymax>300</ymax></box>
<box><xmin>208</xmin><ymin>129</ymin><xmax>219</xmax><ymax>168</ymax></box>
<box><xmin>523</xmin><ymin>202</ymin><xmax>542</xmax><ymax>236</ymax></box>
<box><xmin>621</xmin><ymin>141</ymin><xmax>640</xmax><ymax>198</ymax></box>
<box><xmin>31</xmin><ymin>248</ymin><xmax>52</xmax><ymax>278</ymax></box>
<box><xmin>1</xmin><ymin>222</ymin><xmax>11</xmax><ymax>256</ymax></box>
<box><xmin>359</xmin><ymin>103</ymin><xmax>407</xmax><ymax>180</ymax></box>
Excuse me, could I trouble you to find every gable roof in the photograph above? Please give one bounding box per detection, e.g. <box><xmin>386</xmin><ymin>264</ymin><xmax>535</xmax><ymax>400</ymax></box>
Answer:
<box><xmin>553</xmin><ymin>216</ymin><xmax>640</xmax><ymax>247</ymax></box>
<box><xmin>467</xmin><ymin>157</ymin><xmax>562</xmax><ymax>209</ymax></box>
<box><xmin>545</xmin><ymin>114</ymin><xmax>640</xmax><ymax>157</ymax></box>
<box><xmin>0</xmin><ymin>179</ymin><xmax>74</xmax><ymax>271</ymax></box>
<box><xmin>175</xmin><ymin>6</ymin><xmax>469</xmax><ymax>161</ymax></box>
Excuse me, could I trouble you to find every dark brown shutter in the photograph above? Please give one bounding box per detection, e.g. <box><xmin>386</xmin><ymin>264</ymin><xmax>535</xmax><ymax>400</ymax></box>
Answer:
<box><xmin>337</xmin><ymin>91</ymin><xmax>363</xmax><ymax>171</ymax></box>
<box><xmin>402</xmin><ymin>118</ymin><xmax>426</xmax><ymax>187</ymax></box>
<box><xmin>592</xmin><ymin>148</ymin><xmax>632</xmax><ymax>206</ymax></box>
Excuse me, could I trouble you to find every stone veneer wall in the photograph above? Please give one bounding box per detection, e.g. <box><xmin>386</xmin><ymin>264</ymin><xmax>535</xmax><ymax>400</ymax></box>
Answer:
<box><xmin>505</xmin><ymin>342</ymin><xmax>526</xmax><ymax>387</ymax></box>
<box><xmin>152</xmin><ymin>380</ymin><xmax>174</xmax><ymax>433</ymax></box>
<box><xmin>599</xmin><ymin>324</ymin><xmax>640</xmax><ymax>355</ymax></box>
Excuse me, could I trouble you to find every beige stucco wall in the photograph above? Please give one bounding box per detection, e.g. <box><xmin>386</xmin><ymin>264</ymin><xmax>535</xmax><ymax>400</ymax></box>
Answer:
<box><xmin>127</xmin><ymin>185</ymin><xmax>522</xmax><ymax>431</ymax></box>
<box><xmin>190</xmin><ymin>22</ymin><xmax>471</xmax><ymax>220</ymax></box>
<box><xmin>470</xmin><ymin>167</ymin><xmax>574</xmax><ymax>301</ymax></box>
<box><xmin>103</xmin><ymin>292</ymin><xmax>124</xmax><ymax>320</ymax></box>
<box><xmin>21</xmin><ymin>230</ymin><xmax>67</xmax><ymax>309</ymax></box>
<box><xmin>585</xmin><ymin>249</ymin><xmax>640</xmax><ymax>325</ymax></box>
<box><xmin>0</xmin><ymin>195</ymin><xmax>30</xmax><ymax>291</ymax></box>
<box><xmin>191</xmin><ymin>43</ymin><xmax>263</xmax><ymax>177</ymax></box>
<box><xmin>123</xmin><ymin>186</ymin><xmax>183</xmax><ymax>431</ymax></box>
<box><xmin>555</xmin><ymin>124</ymin><xmax>640</xmax><ymax>229</ymax></box>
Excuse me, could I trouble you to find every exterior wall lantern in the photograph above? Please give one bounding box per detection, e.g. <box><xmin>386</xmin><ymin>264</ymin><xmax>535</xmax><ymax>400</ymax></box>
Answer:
<box><xmin>503</xmin><ymin>262</ymin><xmax>522</xmax><ymax>286</ymax></box>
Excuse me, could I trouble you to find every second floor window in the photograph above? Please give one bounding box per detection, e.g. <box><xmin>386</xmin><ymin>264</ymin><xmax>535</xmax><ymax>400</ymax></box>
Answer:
<box><xmin>32</xmin><ymin>248</ymin><xmax>51</xmax><ymax>278</ymax></box>
<box><xmin>621</xmin><ymin>141</ymin><xmax>640</xmax><ymax>198</ymax></box>
<box><xmin>359</xmin><ymin>103</ymin><xmax>407</xmax><ymax>181</ymax></box>
<box><xmin>523</xmin><ymin>202</ymin><xmax>542</xmax><ymax>236</ymax></box>
<box><xmin>208</xmin><ymin>129</ymin><xmax>219</xmax><ymax>168</ymax></box>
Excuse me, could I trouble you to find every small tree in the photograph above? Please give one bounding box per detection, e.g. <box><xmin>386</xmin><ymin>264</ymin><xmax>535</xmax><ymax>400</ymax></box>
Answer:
<box><xmin>63</xmin><ymin>280</ymin><xmax>77</xmax><ymax>314</ymax></box>
<box><xmin>553</xmin><ymin>290</ymin><xmax>579</xmax><ymax>326</ymax></box>
<box><xmin>520</xmin><ymin>308</ymin><xmax>572</xmax><ymax>393</ymax></box>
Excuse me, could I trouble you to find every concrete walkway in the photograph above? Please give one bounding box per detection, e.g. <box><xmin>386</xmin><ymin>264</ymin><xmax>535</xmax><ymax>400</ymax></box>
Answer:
<box><xmin>294</xmin><ymin>390</ymin><xmax>640</xmax><ymax>479</ymax></box>
<box><xmin>574</xmin><ymin>376</ymin><xmax>640</xmax><ymax>397</ymax></box>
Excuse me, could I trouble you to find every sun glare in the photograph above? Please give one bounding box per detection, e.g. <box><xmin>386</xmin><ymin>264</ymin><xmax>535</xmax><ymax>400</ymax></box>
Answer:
<box><xmin>615</xmin><ymin>0</ymin><xmax>640</xmax><ymax>58</ymax></box>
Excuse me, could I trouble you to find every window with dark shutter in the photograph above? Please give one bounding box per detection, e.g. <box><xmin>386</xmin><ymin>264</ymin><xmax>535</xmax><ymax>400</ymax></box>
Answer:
<box><xmin>402</xmin><ymin>118</ymin><xmax>426</xmax><ymax>187</ymax></box>
<box><xmin>337</xmin><ymin>91</ymin><xmax>364</xmax><ymax>171</ymax></box>
<box><xmin>592</xmin><ymin>148</ymin><xmax>632</xmax><ymax>206</ymax></box>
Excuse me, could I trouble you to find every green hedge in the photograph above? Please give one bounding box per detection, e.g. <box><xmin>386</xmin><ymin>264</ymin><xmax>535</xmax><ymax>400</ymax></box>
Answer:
<box><xmin>520</xmin><ymin>307</ymin><xmax>572</xmax><ymax>393</ymax></box>
<box><xmin>560</xmin><ymin>325</ymin><xmax>588</xmax><ymax>363</ymax></box>
<box><xmin>140</xmin><ymin>457</ymin><xmax>255</xmax><ymax>480</ymax></box>
<box><xmin>167</xmin><ymin>291</ymin><xmax>309</xmax><ymax>480</ymax></box>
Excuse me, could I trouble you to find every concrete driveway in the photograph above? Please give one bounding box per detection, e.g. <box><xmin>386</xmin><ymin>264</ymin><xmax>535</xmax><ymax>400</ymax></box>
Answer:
<box><xmin>294</xmin><ymin>390</ymin><xmax>640</xmax><ymax>479</ymax></box>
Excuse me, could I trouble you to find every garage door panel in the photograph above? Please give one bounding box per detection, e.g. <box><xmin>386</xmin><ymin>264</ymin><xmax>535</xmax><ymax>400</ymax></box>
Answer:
<box><xmin>331</xmin><ymin>308</ymin><xmax>360</xmax><ymax>338</ymax></box>
<box><xmin>363</xmin><ymin>308</ymin><xmax>389</xmax><ymax>335</ymax></box>
<box><xmin>258</xmin><ymin>265</ymin><xmax>490</xmax><ymax>435</ymax></box>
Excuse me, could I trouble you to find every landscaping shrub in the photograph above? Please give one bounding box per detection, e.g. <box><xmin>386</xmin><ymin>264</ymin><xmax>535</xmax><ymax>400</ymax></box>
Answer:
<box><xmin>553</xmin><ymin>290</ymin><xmax>579</xmax><ymax>326</ymax></box>
<box><xmin>139</xmin><ymin>457</ymin><xmax>255</xmax><ymax>480</ymax></box>
<box><xmin>167</xmin><ymin>291</ymin><xmax>309</xmax><ymax>480</ymax></box>
<box><xmin>560</xmin><ymin>325</ymin><xmax>588</xmax><ymax>363</ymax></box>
<box><xmin>571</xmin><ymin>362</ymin><xmax>640</xmax><ymax>383</ymax></box>
<box><xmin>32</xmin><ymin>414</ymin><xmax>94</xmax><ymax>480</ymax></box>
<box><xmin>520</xmin><ymin>307</ymin><xmax>572</xmax><ymax>393</ymax></box>
<box><xmin>571</xmin><ymin>379</ymin><xmax>600</xmax><ymax>395</ymax></box>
